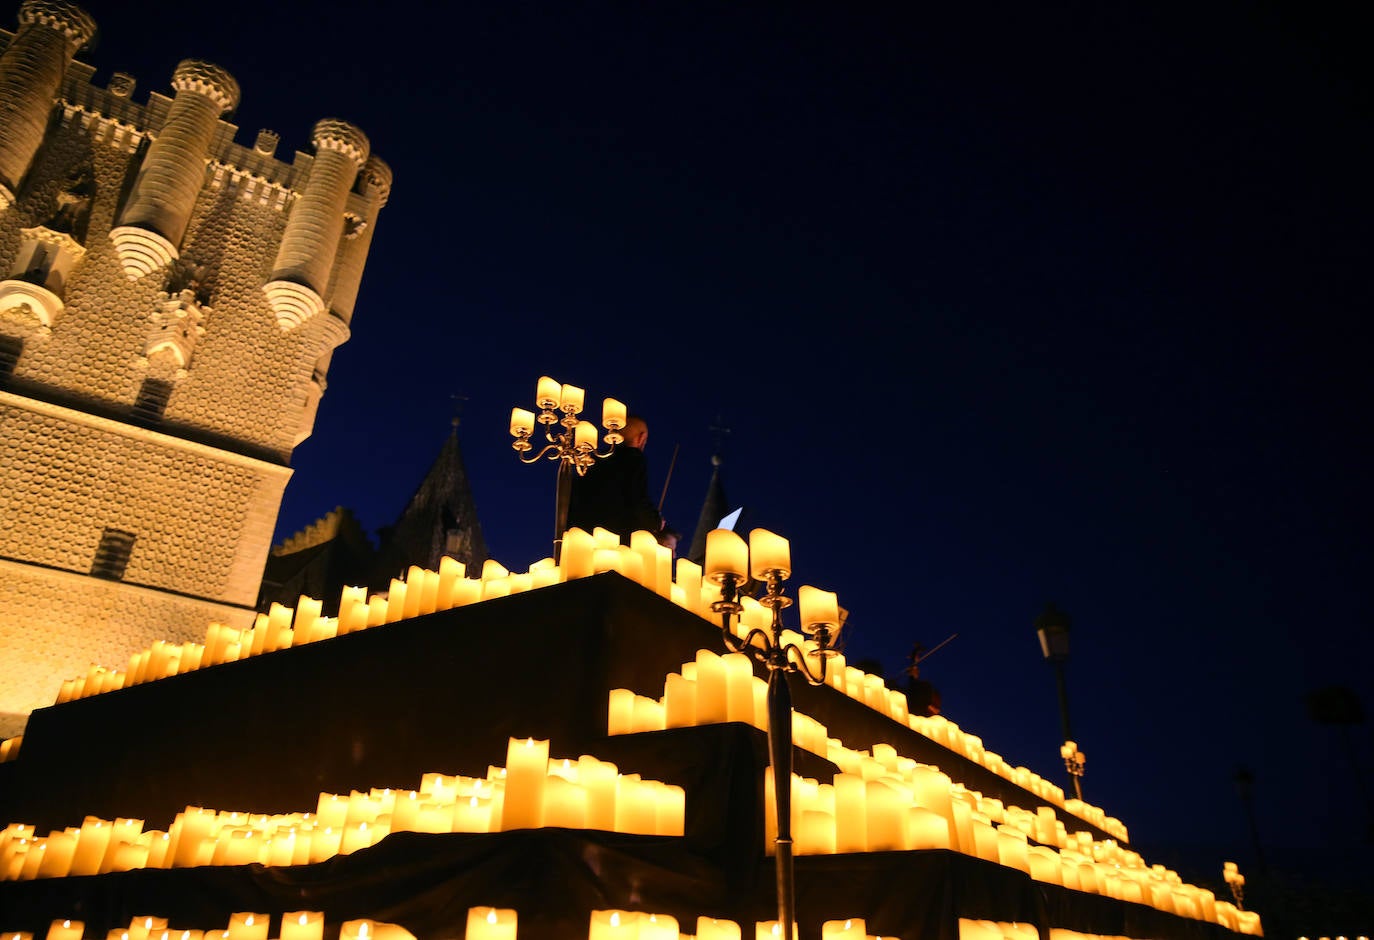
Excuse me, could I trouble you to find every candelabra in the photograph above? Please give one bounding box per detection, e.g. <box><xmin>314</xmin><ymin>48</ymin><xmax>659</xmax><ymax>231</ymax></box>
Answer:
<box><xmin>1060</xmin><ymin>740</ymin><xmax>1085</xmax><ymax>802</ymax></box>
<box><xmin>1223</xmin><ymin>862</ymin><xmax>1246</xmax><ymax>910</ymax></box>
<box><xmin>510</xmin><ymin>376</ymin><xmax>626</xmax><ymax>561</ymax></box>
<box><xmin>704</xmin><ymin>528</ymin><xmax>842</xmax><ymax>937</ymax></box>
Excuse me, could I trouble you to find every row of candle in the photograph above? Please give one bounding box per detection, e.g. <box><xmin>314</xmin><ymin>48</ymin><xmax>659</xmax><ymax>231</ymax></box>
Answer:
<box><xmin>0</xmin><ymin>914</ymin><xmax>413</xmax><ymax>940</ymax></box>
<box><xmin>609</xmin><ymin>653</ymin><xmax>1103</xmax><ymax>858</ymax></box>
<box><xmin>761</xmin><ymin>763</ymin><xmax>1257</xmax><ymax>932</ymax></box>
<box><xmin>608</xmin><ymin>648</ymin><xmax>829</xmax><ymax>756</ymax></box>
<box><xmin>586</xmin><ymin>913</ymin><xmax>892</xmax><ymax>940</ymax></box>
<box><xmin>46</xmin><ymin>522</ymin><xmax>1113</xmax><ymax>850</ymax></box>
<box><xmin>0</xmin><ymin>739</ymin><xmax>683</xmax><ymax>881</ymax></box>
<box><xmin>5</xmin><ymin>911</ymin><xmax>912</xmax><ymax>940</ymax></box>
<box><xmin>604</xmin><ymin>657</ymin><xmax>1254</xmax><ymax>937</ymax></box>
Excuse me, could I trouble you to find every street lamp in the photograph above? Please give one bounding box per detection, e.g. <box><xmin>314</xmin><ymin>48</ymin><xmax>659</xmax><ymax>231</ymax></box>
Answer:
<box><xmin>704</xmin><ymin>528</ymin><xmax>843</xmax><ymax>938</ymax></box>
<box><xmin>510</xmin><ymin>375</ymin><xmax>627</xmax><ymax>561</ymax></box>
<box><xmin>1034</xmin><ymin>602</ymin><xmax>1082</xmax><ymax>800</ymax></box>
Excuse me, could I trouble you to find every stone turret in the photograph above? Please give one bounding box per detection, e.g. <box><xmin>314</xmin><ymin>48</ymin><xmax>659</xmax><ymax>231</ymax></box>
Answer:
<box><xmin>0</xmin><ymin>0</ymin><xmax>95</xmax><ymax>208</ymax></box>
<box><xmin>327</xmin><ymin>154</ymin><xmax>391</xmax><ymax>328</ymax></box>
<box><xmin>109</xmin><ymin>59</ymin><xmax>240</xmax><ymax>279</ymax></box>
<box><xmin>263</xmin><ymin>118</ymin><xmax>369</xmax><ymax>330</ymax></box>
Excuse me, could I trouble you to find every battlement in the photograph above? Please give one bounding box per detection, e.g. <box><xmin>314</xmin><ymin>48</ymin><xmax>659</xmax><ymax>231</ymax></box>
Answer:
<box><xmin>4</xmin><ymin>30</ymin><xmax>302</xmax><ymax>193</ymax></box>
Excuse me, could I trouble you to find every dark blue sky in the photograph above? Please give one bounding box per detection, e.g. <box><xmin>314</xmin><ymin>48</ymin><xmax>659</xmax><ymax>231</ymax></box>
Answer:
<box><xmin>79</xmin><ymin>0</ymin><xmax>1371</xmax><ymax>888</ymax></box>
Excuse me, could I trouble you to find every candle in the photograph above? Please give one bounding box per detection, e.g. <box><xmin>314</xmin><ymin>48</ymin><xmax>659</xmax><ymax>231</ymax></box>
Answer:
<box><xmin>834</xmin><ymin>774</ymin><xmax>867</xmax><ymax>853</ymax></box>
<box><xmin>501</xmin><ymin>738</ymin><xmax>548</xmax><ymax>830</ymax></box>
<box><xmin>587</xmin><ymin>911</ymin><xmax>636</xmax><ymax>940</ymax></box>
<box><xmin>723</xmin><ymin>653</ymin><xmax>755</xmax><ymax>724</ymax></box>
<box><xmin>796</xmin><ymin>809</ymin><xmax>835</xmax><ymax>854</ymax></box>
<box><xmin>225</xmin><ymin>914</ymin><xmax>267</xmax><ymax>940</ymax></box>
<box><xmin>280</xmin><ymin>913</ymin><xmax>323</xmax><ymax>940</ymax></box>
<box><xmin>453</xmin><ymin>795</ymin><xmax>494</xmax><ymax>833</ymax></box>
<box><xmin>510</xmin><ymin>408</ymin><xmax>534</xmax><ymax>436</ymax></box>
<box><xmin>695</xmin><ymin>919</ymin><xmax>741</xmax><ymax>940</ymax></box>
<box><xmin>385</xmin><ymin>579</ymin><xmax>407</xmax><ymax>623</ymax></box>
<box><xmin>797</xmin><ymin>585</ymin><xmax>839</xmax><ymax>635</ymax></box>
<box><xmin>663</xmin><ymin>673</ymin><xmax>696</xmax><ymax>728</ymax></box>
<box><xmin>906</xmin><ymin>807</ymin><xmax>952</xmax><ymax>850</ymax></box>
<box><xmin>607</xmin><ymin>689</ymin><xmax>635</xmax><ymax>735</ymax></box>
<box><xmin>464</xmin><ymin>908</ymin><xmax>516</xmax><ymax>940</ymax></box>
<box><xmin>574</xmin><ymin>419</ymin><xmax>597</xmax><ymax>450</ymax></box>
<box><xmin>748</xmin><ymin>529</ymin><xmax>790</xmax><ymax>579</ymax></box>
<box><xmin>536</xmin><ymin>376</ymin><xmax>561</xmax><ymax>409</ymax></box>
<box><xmin>820</xmin><ymin>920</ymin><xmax>866</xmax><ymax>940</ymax></box>
<box><xmin>560</xmin><ymin>384</ymin><xmax>584</xmax><ymax>414</ymax></box>
<box><xmin>403</xmin><ymin>566</ymin><xmax>425</xmax><ymax>618</ymax></box>
<box><xmin>561</xmin><ymin>527</ymin><xmax>595</xmax><ymax>580</ymax></box>
<box><xmin>639</xmin><ymin>914</ymin><xmax>678</xmax><ymax>940</ymax></box>
<box><xmin>69</xmin><ymin>816</ymin><xmax>112</xmax><ymax>876</ymax></box>
<box><xmin>865</xmin><ymin>780</ymin><xmax>906</xmax><ymax>851</ymax></box>
<box><xmin>601</xmin><ymin>398</ymin><xmax>626</xmax><ymax>430</ymax></box>
<box><xmin>694</xmin><ymin>650</ymin><xmax>728</xmax><ymax>724</ymax></box>
<box><xmin>579</xmin><ymin>756</ymin><xmax>618</xmax><ymax>831</ymax></box>
<box><xmin>704</xmin><ymin>529</ymin><xmax>748</xmax><ymax>583</ymax></box>
<box><xmin>45</xmin><ymin>922</ymin><xmax>82</xmax><ymax>940</ymax></box>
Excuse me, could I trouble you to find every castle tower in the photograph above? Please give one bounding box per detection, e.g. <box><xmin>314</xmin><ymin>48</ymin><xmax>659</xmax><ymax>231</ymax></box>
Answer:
<box><xmin>0</xmin><ymin>4</ymin><xmax>389</xmax><ymax>736</ymax></box>
<box><xmin>0</xmin><ymin>0</ymin><xmax>95</xmax><ymax>209</ymax></box>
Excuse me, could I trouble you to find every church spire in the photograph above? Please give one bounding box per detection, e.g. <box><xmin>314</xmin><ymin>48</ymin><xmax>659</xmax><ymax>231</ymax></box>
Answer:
<box><xmin>687</xmin><ymin>418</ymin><xmax>736</xmax><ymax>566</ymax></box>
<box><xmin>369</xmin><ymin>416</ymin><xmax>488</xmax><ymax>587</ymax></box>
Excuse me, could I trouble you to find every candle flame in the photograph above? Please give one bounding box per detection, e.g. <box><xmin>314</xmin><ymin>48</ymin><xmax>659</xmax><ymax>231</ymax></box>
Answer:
<box><xmin>359</xmin><ymin>923</ymin><xmax>370</xmax><ymax>940</ymax></box>
<box><xmin>610</xmin><ymin>913</ymin><xmax>620</xmax><ymax>927</ymax></box>
<box><xmin>298</xmin><ymin>914</ymin><xmax>309</xmax><ymax>926</ymax></box>
<box><xmin>486</xmin><ymin>910</ymin><xmax>498</xmax><ymax>925</ymax></box>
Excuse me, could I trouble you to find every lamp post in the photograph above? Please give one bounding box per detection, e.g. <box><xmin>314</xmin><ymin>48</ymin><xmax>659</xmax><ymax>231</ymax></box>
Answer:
<box><xmin>510</xmin><ymin>375</ymin><xmax>627</xmax><ymax>561</ymax></box>
<box><xmin>1034</xmin><ymin>602</ymin><xmax>1082</xmax><ymax>800</ymax></box>
<box><xmin>704</xmin><ymin>528</ymin><xmax>842</xmax><ymax>937</ymax></box>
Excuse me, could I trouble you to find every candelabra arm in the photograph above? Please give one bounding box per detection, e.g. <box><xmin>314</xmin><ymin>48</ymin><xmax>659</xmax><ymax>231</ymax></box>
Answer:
<box><xmin>516</xmin><ymin>442</ymin><xmax>563</xmax><ymax>465</ymax></box>
<box><xmin>782</xmin><ymin>640</ymin><xmax>829</xmax><ymax>686</ymax></box>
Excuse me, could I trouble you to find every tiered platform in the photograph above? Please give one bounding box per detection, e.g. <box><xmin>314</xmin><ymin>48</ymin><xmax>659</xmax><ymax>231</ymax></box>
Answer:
<box><xmin>0</xmin><ymin>574</ymin><xmax>1242</xmax><ymax>939</ymax></box>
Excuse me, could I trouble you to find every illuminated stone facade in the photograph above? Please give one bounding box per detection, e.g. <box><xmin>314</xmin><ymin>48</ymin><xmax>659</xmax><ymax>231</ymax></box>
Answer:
<box><xmin>0</xmin><ymin>0</ymin><xmax>390</xmax><ymax>735</ymax></box>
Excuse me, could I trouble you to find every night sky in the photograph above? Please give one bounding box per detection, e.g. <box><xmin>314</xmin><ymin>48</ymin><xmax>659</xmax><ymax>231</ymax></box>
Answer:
<box><xmin>76</xmin><ymin>0</ymin><xmax>1370</xmax><ymax>893</ymax></box>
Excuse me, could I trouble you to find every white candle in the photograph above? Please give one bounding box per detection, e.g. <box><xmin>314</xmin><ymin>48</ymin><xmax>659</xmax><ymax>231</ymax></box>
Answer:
<box><xmin>280</xmin><ymin>913</ymin><xmax>323</xmax><ymax>940</ymax></box>
<box><xmin>501</xmin><ymin>738</ymin><xmax>548</xmax><ymax>830</ymax></box>
<box><xmin>561</xmin><ymin>528</ymin><xmax>595</xmax><ymax>580</ymax></box>
<box><xmin>695</xmin><ymin>918</ymin><xmax>741</xmax><ymax>940</ymax></box>
<box><xmin>588</xmin><ymin>911</ymin><xmax>636</xmax><ymax>940</ymax></box>
<box><xmin>510</xmin><ymin>408</ymin><xmax>534</xmax><ymax>436</ymax></box>
<box><xmin>748</xmin><ymin>529</ymin><xmax>790</xmax><ymax>579</ymax></box>
<box><xmin>536</xmin><ymin>376</ymin><xmax>561</xmax><ymax>409</ymax></box>
<box><xmin>820</xmin><ymin>920</ymin><xmax>865</xmax><ymax>940</ymax></box>
<box><xmin>704</xmin><ymin>529</ymin><xmax>748</xmax><ymax>583</ymax></box>
<box><xmin>225</xmin><ymin>914</ymin><xmax>267</xmax><ymax>940</ymax></box>
<box><xmin>601</xmin><ymin>398</ymin><xmax>626</xmax><ymax>430</ymax></box>
<box><xmin>560</xmin><ymin>384</ymin><xmax>585</xmax><ymax>414</ymax></box>
<box><xmin>464</xmin><ymin>908</ymin><xmax>516</xmax><ymax>940</ymax></box>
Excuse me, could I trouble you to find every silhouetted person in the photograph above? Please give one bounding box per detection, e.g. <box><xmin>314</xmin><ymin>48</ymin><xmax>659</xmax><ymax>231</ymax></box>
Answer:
<box><xmin>903</xmin><ymin>643</ymin><xmax>942</xmax><ymax>717</ymax></box>
<box><xmin>568</xmin><ymin>414</ymin><xmax>673</xmax><ymax>547</ymax></box>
